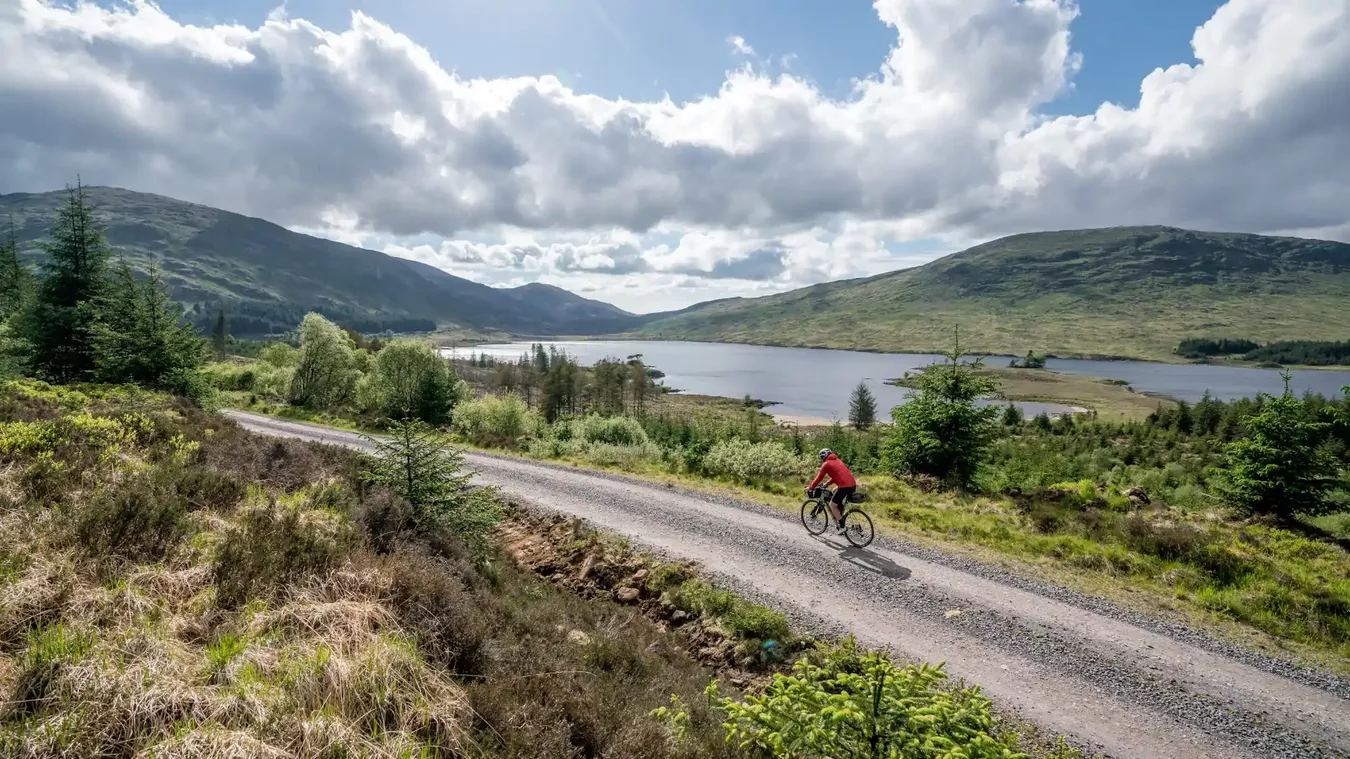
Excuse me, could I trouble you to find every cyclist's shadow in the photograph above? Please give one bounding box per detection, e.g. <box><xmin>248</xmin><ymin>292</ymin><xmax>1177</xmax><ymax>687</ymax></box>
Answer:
<box><xmin>819</xmin><ymin>537</ymin><xmax>911</xmax><ymax>580</ymax></box>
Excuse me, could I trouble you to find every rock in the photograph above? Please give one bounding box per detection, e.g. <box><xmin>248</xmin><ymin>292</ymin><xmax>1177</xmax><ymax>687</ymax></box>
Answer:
<box><xmin>671</xmin><ymin>610</ymin><xmax>693</xmax><ymax>625</ymax></box>
<box><xmin>615</xmin><ymin>586</ymin><xmax>641</xmax><ymax>603</ymax></box>
<box><xmin>1125</xmin><ymin>486</ymin><xmax>1150</xmax><ymax>506</ymax></box>
<box><xmin>566</xmin><ymin>629</ymin><xmax>592</xmax><ymax>646</ymax></box>
<box><xmin>630</xmin><ymin>568</ymin><xmax>649</xmax><ymax>584</ymax></box>
<box><xmin>578</xmin><ymin>554</ymin><xmax>596</xmax><ymax>581</ymax></box>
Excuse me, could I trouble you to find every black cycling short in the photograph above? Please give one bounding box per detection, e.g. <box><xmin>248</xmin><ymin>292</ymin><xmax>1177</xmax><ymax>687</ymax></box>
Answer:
<box><xmin>831</xmin><ymin>486</ymin><xmax>856</xmax><ymax>506</ymax></box>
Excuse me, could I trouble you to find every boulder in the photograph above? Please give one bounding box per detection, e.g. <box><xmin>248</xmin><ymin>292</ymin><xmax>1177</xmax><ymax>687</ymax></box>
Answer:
<box><xmin>615</xmin><ymin>586</ymin><xmax>641</xmax><ymax>603</ymax></box>
<box><xmin>1125</xmin><ymin>486</ymin><xmax>1150</xmax><ymax>506</ymax></box>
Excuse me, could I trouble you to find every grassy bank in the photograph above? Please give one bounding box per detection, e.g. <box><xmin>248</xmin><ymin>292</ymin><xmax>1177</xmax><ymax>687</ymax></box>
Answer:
<box><xmin>2</xmin><ymin>378</ymin><xmax>1086</xmax><ymax>758</ymax></box>
<box><xmin>889</xmin><ymin>365</ymin><xmax>1171</xmax><ymax>422</ymax></box>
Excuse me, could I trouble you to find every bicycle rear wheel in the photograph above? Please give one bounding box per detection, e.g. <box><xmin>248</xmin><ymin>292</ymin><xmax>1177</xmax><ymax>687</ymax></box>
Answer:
<box><xmin>801</xmin><ymin>500</ymin><xmax>829</xmax><ymax>536</ymax></box>
<box><xmin>842</xmin><ymin>509</ymin><xmax>874</xmax><ymax>548</ymax></box>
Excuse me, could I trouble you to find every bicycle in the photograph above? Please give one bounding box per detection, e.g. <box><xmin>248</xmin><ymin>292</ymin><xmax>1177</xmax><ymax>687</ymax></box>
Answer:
<box><xmin>801</xmin><ymin>486</ymin><xmax>875</xmax><ymax>548</ymax></box>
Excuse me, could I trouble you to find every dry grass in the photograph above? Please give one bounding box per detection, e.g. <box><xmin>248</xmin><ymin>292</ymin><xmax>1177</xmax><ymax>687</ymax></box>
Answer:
<box><xmin>0</xmin><ymin>379</ymin><xmax>742</xmax><ymax>758</ymax></box>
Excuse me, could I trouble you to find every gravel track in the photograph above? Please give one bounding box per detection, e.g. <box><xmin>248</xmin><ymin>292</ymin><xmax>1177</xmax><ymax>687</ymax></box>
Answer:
<box><xmin>225</xmin><ymin>411</ymin><xmax>1350</xmax><ymax>759</ymax></box>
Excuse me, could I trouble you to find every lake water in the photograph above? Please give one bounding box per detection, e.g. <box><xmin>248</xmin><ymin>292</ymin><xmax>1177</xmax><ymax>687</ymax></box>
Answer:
<box><xmin>449</xmin><ymin>341</ymin><xmax>1350</xmax><ymax>423</ymax></box>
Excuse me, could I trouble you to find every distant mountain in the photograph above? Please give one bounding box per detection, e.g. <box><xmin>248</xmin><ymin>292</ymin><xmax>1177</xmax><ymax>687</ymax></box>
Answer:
<box><xmin>635</xmin><ymin>226</ymin><xmax>1350</xmax><ymax>360</ymax></box>
<box><xmin>0</xmin><ymin>187</ymin><xmax>637</xmax><ymax>336</ymax></box>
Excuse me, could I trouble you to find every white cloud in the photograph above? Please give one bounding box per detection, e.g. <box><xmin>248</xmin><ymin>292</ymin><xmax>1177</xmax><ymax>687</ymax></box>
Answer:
<box><xmin>727</xmin><ymin>34</ymin><xmax>755</xmax><ymax>56</ymax></box>
<box><xmin>1</xmin><ymin>0</ymin><xmax>1348</xmax><ymax>311</ymax></box>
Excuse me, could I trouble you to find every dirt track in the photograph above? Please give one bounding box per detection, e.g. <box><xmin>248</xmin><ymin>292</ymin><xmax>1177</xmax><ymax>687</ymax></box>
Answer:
<box><xmin>225</xmin><ymin>410</ymin><xmax>1350</xmax><ymax>759</ymax></box>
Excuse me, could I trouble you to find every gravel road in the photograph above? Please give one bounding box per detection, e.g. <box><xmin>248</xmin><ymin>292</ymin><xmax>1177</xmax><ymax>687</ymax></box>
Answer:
<box><xmin>225</xmin><ymin>410</ymin><xmax>1350</xmax><ymax>759</ymax></box>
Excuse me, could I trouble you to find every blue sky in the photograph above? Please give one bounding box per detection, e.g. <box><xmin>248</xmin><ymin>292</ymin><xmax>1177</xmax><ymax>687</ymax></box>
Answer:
<box><xmin>7</xmin><ymin>0</ymin><xmax>1346</xmax><ymax>312</ymax></box>
<box><xmin>151</xmin><ymin>0</ymin><xmax>1223</xmax><ymax>113</ymax></box>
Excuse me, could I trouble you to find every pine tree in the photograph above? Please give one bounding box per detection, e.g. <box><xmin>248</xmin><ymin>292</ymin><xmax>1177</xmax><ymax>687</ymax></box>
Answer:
<box><xmin>848</xmin><ymin>380</ymin><xmax>877</xmax><ymax>430</ymax></box>
<box><xmin>1219</xmin><ymin>375</ymin><xmax>1342</xmax><ymax>520</ymax></box>
<box><xmin>211</xmin><ymin>308</ymin><xmax>229</xmax><ymax>359</ymax></box>
<box><xmin>91</xmin><ymin>263</ymin><xmax>206</xmax><ymax>387</ymax></box>
<box><xmin>628</xmin><ymin>358</ymin><xmax>649</xmax><ymax>416</ymax></box>
<box><xmin>882</xmin><ymin>328</ymin><xmax>1000</xmax><ymax>488</ymax></box>
<box><xmin>363</xmin><ymin>419</ymin><xmax>503</xmax><ymax>553</ymax></box>
<box><xmin>22</xmin><ymin>183</ymin><xmax>112</xmax><ymax>382</ymax></box>
<box><xmin>0</xmin><ymin>219</ymin><xmax>28</xmax><ymax>320</ymax></box>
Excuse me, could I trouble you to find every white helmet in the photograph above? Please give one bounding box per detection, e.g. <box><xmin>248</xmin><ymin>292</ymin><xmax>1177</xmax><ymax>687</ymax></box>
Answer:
<box><xmin>818</xmin><ymin>448</ymin><xmax>833</xmax><ymax>461</ymax></box>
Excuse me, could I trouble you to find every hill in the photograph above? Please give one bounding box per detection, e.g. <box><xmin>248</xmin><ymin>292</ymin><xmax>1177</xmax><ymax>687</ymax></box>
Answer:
<box><xmin>635</xmin><ymin>226</ymin><xmax>1350</xmax><ymax>360</ymax></box>
<box><xmin>0</xmin><ymin>187</ymin><xmax>638</xmax><ymax>336</ymax></box>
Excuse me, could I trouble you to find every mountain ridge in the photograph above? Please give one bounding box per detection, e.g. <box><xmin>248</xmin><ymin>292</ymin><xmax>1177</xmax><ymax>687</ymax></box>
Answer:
<box><xmin>7</xmin><ymin>186</ymin><xmax>1349</xmax><ymax>359</ymax></box>
<box><xmin>0</xmin><ymin>186</ymin><xmax>637</xmax><ymax>336</ymax></box>
<box><xmin>634</xmin><ymin>225</ymin><xmax>1350</xmax><ymax>360</ymax></box>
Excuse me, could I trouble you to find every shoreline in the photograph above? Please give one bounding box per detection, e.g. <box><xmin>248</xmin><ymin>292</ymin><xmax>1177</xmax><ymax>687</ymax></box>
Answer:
<box><xmin>460</xmin><ymin>335</ymin><xmax>1350</xmax><ymax>372</ymax></box>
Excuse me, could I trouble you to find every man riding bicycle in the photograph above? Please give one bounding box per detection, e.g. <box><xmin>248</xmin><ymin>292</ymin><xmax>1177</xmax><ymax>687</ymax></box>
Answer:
<box><xmin>807</xmin><ymin>449</ymin><xmax>856</xmax><ymax>534</ymax></box>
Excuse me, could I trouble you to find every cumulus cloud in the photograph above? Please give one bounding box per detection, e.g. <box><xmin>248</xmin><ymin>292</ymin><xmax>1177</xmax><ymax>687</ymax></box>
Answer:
<box><xmin>1</xmin><ymin>0</ymin><xmax>1347</xmax><ymax>308</ymax></box>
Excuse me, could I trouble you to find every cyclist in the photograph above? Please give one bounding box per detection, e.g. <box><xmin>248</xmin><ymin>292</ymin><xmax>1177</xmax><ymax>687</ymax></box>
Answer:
<box><xmin>807</xmin><ymin>448</ymin><xmax>856</xmax><ymax>534</ymax></box>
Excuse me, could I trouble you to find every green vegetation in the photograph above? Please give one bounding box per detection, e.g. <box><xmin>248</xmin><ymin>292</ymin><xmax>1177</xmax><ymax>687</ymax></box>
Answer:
<box><xmin>1177</xmin><ymin>336</ymin><xmax>1350</xmax><ymax>366</ymax></box>
<box><xmin>3</xmin><ymin>183</ymin><xmax>210</xmax><ymax>399</ymax></box>
<box><xmin>636</xmin><ymin>226</ymin><xmax>1350</xmax><ymax>361</ymax></box>
<box><xmin>657</xmin><ymin>640</ymin><xmax>1027</xmax><ymax>759</ymax></box>
<box><xmin>0</xmin><ymin>376</ymin><xmax>1060</xmax><ymax>757</ymax></box>
<box><xmin>1218</xmin><ymin>378</ymin><xmax>1344</xmax><ymax>520</ymax></box>
<box><xmin>849</xmin><ymin>380</ymin><xmax>877</xmax><ymax>430</ymax></box>
<box><xmin>1</xmin><ymin>186</ymin><xmax>638</xmax><ymax>336</ymax></box>
<box><xmin>1175</xmin><ymin>337</ymin><xmax>1263</xmax><ymax>359</ymax></box>
<box><xmin>1010</xmin><ymin>350</ymin><xmax>1048</xmax><ymax>369</ymax></box>
<box><xmin>307</xmin><ymin>338</ymin><xmax>1345</xmax><ymax>667</ymax></box>
<box><xmin>883</xmin><ymin>339</ymin><xmax>1000</xmax><ymax>489</ymax></box>
<box><xmin>364</xmin><ymin>418</ymin><xmax>504</xmax><ymax>548</ymax></box>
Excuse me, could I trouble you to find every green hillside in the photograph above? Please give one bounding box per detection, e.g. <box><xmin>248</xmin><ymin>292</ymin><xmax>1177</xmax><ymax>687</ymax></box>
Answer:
<box><xmin>636</xmin><ymin>226</ymin><xmax>1350</xmax><ymax>360</ymax></box>
<box><xmin>0</xmin><ymin>187</ymin><xmax>637</xmax><ymax>336</ymax></box>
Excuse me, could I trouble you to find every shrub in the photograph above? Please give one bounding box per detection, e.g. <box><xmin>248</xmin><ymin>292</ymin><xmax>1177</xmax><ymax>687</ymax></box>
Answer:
<box><xmin>200</xmin><ymin>362</ymin><xmax>257</xmax><ymax>391</ymax></box>
<box><xmin>690</xmin><ymin>639</ymin><xmax>1027</xmax><ymax>759</ymax></box>
<box><xmin>213</xmin><ymin>488</ymin><xmax>360</xmax><ymax>607</ymax></box>
<box><xmin>382</xmin><ymin>549</ymin><xmax>489</xmax><ymax>675</ymax></box>
<box><xmin>75</xmin><ymin>468</ymin><xmax>194</xmax><ymax>561</ymax></box>
<box><xmin>1120</xmin><ymin>514</ymin><xmax>1213</xmax><ymax>561</ymax></box>
<box><xmin>453</xmin><ymin>393</ymin><xmax>538</xmax><ymax>448</ymax></box>
<box><xmin>702</xmin><ymin>438</ymin><xmax>811</xmax><ymax>483</ymax></box>
<box><xmin>573</xmin><ymin>414</ymin><xmax>649</xmax><ymax>447</ymax></box>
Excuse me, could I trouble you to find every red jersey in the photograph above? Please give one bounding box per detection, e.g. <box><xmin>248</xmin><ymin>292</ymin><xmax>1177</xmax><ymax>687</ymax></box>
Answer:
<box><xmin>809</xmin><ymin>453</ymin><xmax>856</xmax><ymax>489</ymax></box>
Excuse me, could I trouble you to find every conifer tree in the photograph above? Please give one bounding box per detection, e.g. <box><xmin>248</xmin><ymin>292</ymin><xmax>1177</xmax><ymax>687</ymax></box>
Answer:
<box><xmin>211</xmin><ymin>308</ymin><xmax>229</xmax><ymax>359</ymax></box>
<box><xmin>848</xmin><ymin>380</ymin><xmax>877</xmax><ymax>430</ymax></box>
<box><xmin>0</xmin><ymin>219</ymin><xmax>28</xmax><ymax>321</ymax></box>
<box><xmin>91</xmin><ymin>263</ymin><xmax>206</xmax><ymax>387</ymax></box>
<box><xmin>363</xmin><ymin>419</ymin><xmax>503</xmax><ymax>552</ymax></box>
<box><xmin>23</xmin><ymin>183</ymin><xmax>112</xmax><ymax>381</ymax></box>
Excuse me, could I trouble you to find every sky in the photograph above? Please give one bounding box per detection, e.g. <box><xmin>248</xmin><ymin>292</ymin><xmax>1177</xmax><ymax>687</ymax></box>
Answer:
<box><xmin>1</xmin><ymin>0</ymin><xmax>1348</xmax><ymax>314</ymax></box>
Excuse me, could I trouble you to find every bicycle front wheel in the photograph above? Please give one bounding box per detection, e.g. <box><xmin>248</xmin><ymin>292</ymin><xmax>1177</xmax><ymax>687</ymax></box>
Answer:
<box><xmin>801</xmin><ymin>500</ymin><xmax>829</xmax><ymax>536</ymax></box>
<box><xmin>842</xmin><ymin>509</ymin><xmax>874</xmax><ymax>548</ymax></box>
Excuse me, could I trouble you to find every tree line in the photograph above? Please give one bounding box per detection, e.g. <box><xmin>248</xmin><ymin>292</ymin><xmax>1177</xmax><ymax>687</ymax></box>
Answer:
<box><xmin>187</xmin><ymin>299</ymin><xmax>435</xmax><ymax>338</ymax></box>
<box><xmin>1</xmin><ymin>184</ymin><xmax>207</xmax><ymax>395</ymax></box>
<box><xmin>1177</xmin><ymin>336</ymin><xmax>1350</xmax><ymax>366</ymax></box>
